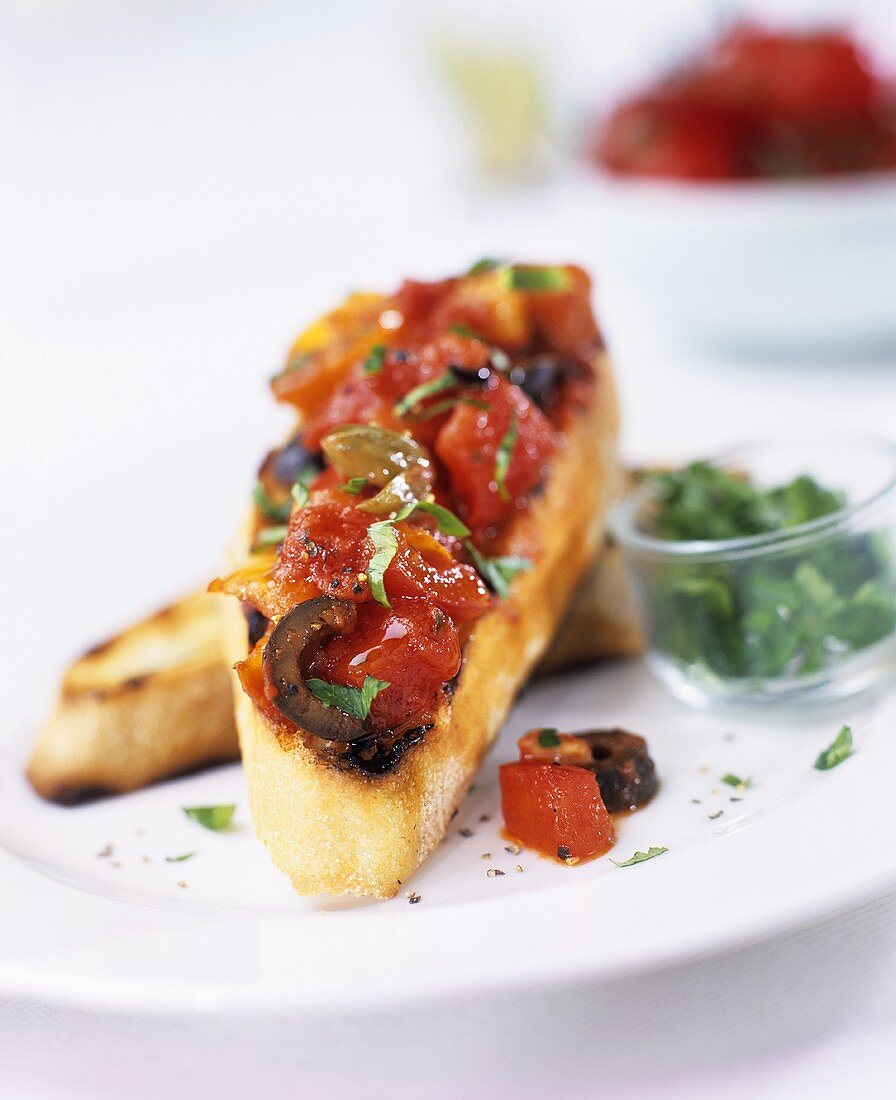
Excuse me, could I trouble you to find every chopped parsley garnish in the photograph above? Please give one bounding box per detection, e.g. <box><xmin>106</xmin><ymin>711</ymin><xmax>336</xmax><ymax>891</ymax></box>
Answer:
<box><xmin>367</xmin><ymin>520</ymin><xmax>400</xmax><ymax>608</ymax></box>
<box><xmin>647</xmin><ymin>463</ymin><xmax>844</xmax><ymax>542</ymax></box>
<box><xmin>290</xmin><ymin>463</ymin><xmax>319</xmax><ymax>511</ymax></box>
<box><xmin>412</xmin><ymin>501</ymin><xmax>471</xmax><ymax>537</ymax></box>
<box><xmin>406</xmin><ymin>396</ymin><xmax>489</xmax><ymax>423</ymax></box>
<box><xmin>814</xmin><ymin>725</ymin><xmax>854</xmax><ymax>771</ymax></box>
<box><xmin>449</xmin><ymin>323</ymin><xmax>483</xmax><ymax>340</ymax></box>
<box><xmin>494</xmin><ymin>411</ymin><xmax>518</xmax><ymax>501</ymax></box>
<box><xmin>306</xmin><ymin>674</ymin><xmax>390</xmax><ymax>721</ymax></box>
<box><xmin>500</xmin><ymin>265</ymin><xmax>571</xmax><ymax>292</ymax></box>
<box><xmin>252</xmin><ymin>482</ymin><xmax>291</xmax><ymax>523</ymax></box>
<box><xmin>251</xmin><ymin>524</ymin><xmax>289</xmax><ymax>553</ymax></box>
<box><xmin>183</xmin><ymin>804</ymin><xmax>236</xmax><ymax>831</ymax></box>
<box><xmin>610</xmin><ymin>846</ymin><xmax>668</xmax><ymax>868</ymax></box>
<box><xmin>537</xmin><ymin>728</ymin><xmax>561</xmax><ymax>747</ymax></box>
<box><xmin>641</xmin><ymin>462</ymin><xmax>896</xmax><ymax>682</ymax></box>
<box><xmin>363</xmin><ymin>344</ymin><xmax>387</xmax><ymax>376</ymax></box>
<box><xmin>394</xmin><ymin>370</ymin><xmax>458</xmax><ymax>417</ymax></box>
<box><xmin>467</xmin><ymin>257</ymin><xmax>503</xmax><ymax>275</ymax></box>
<box><xmin>721</xmin><ymin>773</ymin><xmax>753</xmax><ymax>790</ymax></box>
<box><xmin>340</xmin><ymin>476</ymin><xmax>369</xmax><ymax>495</ymax></box>
<box><xmin>464</xmin><ymin>541</ymin><xmax>531</xmax><ymax>599</ymax></box>
<box><xmin>165</xmin><ymin>852</ymin><xmax>196</xmax><ymax>863</ymax></box>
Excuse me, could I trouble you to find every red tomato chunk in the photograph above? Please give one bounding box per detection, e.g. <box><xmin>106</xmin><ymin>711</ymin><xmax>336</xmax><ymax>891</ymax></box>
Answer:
<box><xmin>500</xmin><ymin>761</ymin><xmax>616</xmax><ymax>861</ymax></box>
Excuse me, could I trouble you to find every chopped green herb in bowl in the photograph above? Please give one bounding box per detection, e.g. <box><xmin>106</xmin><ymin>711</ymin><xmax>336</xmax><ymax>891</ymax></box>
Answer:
<box><xmin>612</xmin><ymin>438</ymin><xmax>896</xmax><ymax>706</ymax></box>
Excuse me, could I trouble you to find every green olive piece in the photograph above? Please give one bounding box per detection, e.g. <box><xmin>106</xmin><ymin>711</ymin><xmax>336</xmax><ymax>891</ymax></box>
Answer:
<box><xmin>322</xmin><ymin>426</ymin><xmax>435</xmax><ymax>516</ymax></box>
<box><xmin>322</xmin><ymin>425</ymin><xmax>433</xmax><ymax>484</ymax></box>
<box><xmin>357</xmin><ymin>464</ymin><xmax>434</xmax><ymax>516</ymax></box>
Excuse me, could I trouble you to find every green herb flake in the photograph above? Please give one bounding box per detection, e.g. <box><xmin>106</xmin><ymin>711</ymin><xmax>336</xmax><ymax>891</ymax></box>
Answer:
<box><xmin>494</xmin><ymin>410</ymin><xmax>519</xmax><ymax>501</ymax></box>
<box><xmin>610</xmin><ymin>846</ymin><xmax>668</xmax><ymax>868</ymax></box>
<box><xmin>406</xmin><ymin>396</ymin><xmax>490</xmax><ymax>423</ymax></box>
<box><xmin>449</xmin><ymin>323</ymin><xmax>483</xmax><ymax>341</ymax></box>
<box><xmin>183</xmin><ymin>804</ymin><xmax>236</xmax><ymax>831</ymax></box>
<box><xmin>251</xmin><ymin>525</ymin><xmax>289</xmax><ymax>553</ymax></box>
<box><xmin>500</xmin><ymin>265</ymin><xmax>571</xmax><ymax>293</ymax></box>
<box><xmin>537</xmin><ymin>728</ymin><xmax>561</xmax><ymax>748</ymax></box>
<box><xmin>252</xmin><ymin>482</ymin><xmax>291</xmax><ymax>523</ymax></box>
<box><xmin>394</xmin><ymin>370</ymin><xmax>458</xmax><ymax>417</ymax></box>
<box><xmin>465</xmin><ymin>541</ymin><xmax>531</xmax><ymax>599</ymax></box>
<box><xmin>367</xmin><ymin>521</ymin><xmax>400</xmax><ymax>608</ymax></box>
<box><xmin>814</xmin><ymin>725</ymin><xmax>854</xmax><ymax>771</ymax></box>
<box><xmin>306</xmin><ymin>674</ymin><xmax>390</xmax><ymax>721</ymax></box>
<box><xmin>412</xmin><ymin>501</ymin><xmax>471</xmax><ymax>537</ymax></box>
<box><xmin>721</xmin><ymin>773</ymin><xmax>753</xmax><ymax>791</ymax></box>
<box><xmin>340</xmin><ymin>476</ymin><xmax>369</xmax><ymax>495</ymax></box>
<box><xmin>363</xmin><ymin>344</ymin><xmax>387</xmax><ymax>376</ymax></box>
<box><xmin>467</xmin><ymin>257</ymin><xmax>503</xmax><ymax>276</ymax></box>
<box><xmin>165</xmin><ymin>852</ymin><xmax>196</xmax><ymax>863</ymax></box>
<box><xmin>290</xmin><ymin>463</ymin><xmax>319</xmax><ymax>511</ymax></box>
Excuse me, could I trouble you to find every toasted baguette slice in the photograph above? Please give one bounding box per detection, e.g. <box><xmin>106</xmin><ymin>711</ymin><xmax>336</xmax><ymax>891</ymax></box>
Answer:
<box><xmin>28</xmin><ymin>592</ymin><xmax>239</xmax><ymax>803</ymax></box>
<box><xmin>226</xmin><ymin>353</ymin><xmax>619</xmax><ymax>898</ymax></box>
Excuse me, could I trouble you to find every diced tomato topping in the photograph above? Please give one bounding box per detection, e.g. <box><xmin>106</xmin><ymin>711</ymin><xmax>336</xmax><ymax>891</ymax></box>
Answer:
<box><xmin>274</xmin><ymin>489</ymin><xmax>490</xmax><ymax>620</ymax></box>
<box><xmin>435</xmin><ymin>375</ymin><xmax>555</xmax><ymax>537</ymax></box>
<box><xmin>517</xmin><ymin>729</ymin><xmax>593</xmax><ymax>766</ymax></box>
<box><xmin>275</xmin><ymin>490</ymin><xmax>377</xmax><ymax>603</ymax></box>
<box><xmin>302</xmin><ymin>334</ymin><xmax>492</xmax><ymax>451</ymax></box>
<box><xmin>307</xmin><ymin>598</ymin><xmax>461</xmax><ymax>733</ymax></box>
<box><xmin>500</xmin><ymin>761</ymin><xmax>615</xmax><ymax>861</ymax></box>
<box><xmin>385</xmin><ymin>525</ymin><xmax>490</xmax><ymax>622</ymax></box>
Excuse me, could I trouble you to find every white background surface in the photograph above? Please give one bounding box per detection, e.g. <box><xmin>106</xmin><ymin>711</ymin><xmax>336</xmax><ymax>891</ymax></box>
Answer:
<box><xmin>4</xmin><ymin>2</ymin><xmax>896</xmax><ymax>1097</ymax></box>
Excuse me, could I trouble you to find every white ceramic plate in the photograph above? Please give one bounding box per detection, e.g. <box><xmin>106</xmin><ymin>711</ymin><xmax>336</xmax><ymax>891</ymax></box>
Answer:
<box><xmin>2</xmin><ymin>659</ymin><xmax>895</xmax><ymax>1016</ymax></box>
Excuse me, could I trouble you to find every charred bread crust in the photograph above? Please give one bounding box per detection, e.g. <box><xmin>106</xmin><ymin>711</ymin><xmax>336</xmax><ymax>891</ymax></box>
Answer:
<box><xmin>28</xmin><ymin>593</ymin><xmax>239</xmax><ymax>803</ymax></box>
<box><xmin>225</xmin><ymin>352</ymin><xmax>619</xmax><ymax>898</ymax></box>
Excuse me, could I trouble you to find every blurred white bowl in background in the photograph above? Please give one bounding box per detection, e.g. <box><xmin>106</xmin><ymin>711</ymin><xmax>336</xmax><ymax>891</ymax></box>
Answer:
<box><xmin>563</xmin><ymin>170</ymin><xmax>896</xmax><ymax>355</ymax></box>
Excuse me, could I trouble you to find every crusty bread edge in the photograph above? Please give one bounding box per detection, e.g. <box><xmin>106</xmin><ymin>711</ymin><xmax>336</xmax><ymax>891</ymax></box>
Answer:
<box><xmin>28</xmin><ymin>594</ymin><xmax>239</xmax><ymax>803</ymax></box>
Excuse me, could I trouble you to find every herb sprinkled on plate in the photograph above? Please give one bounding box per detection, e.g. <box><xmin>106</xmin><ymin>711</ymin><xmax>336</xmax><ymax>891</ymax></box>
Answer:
<box><xmin>183</xmin><ymin>804</ymin><xmax>236</xmax><ymax>831</ymax></box>
<box><xmin>611</xmin><ymin>846</ymin><xmax>669</xmax><ymax>868</ymax></box>
<box><xmin>814</xmin><ymin>725</ymin><xmax>854</xmax><ymax>771</ymax></box>
<box><xmin>721</xmin><ymin>773</ymin><xmax>753</xmax><ymax>791</ymax></box>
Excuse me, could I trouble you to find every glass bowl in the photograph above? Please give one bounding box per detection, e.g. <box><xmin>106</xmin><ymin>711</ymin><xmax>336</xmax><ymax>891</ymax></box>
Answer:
<box><xmin>611</xmin><ymin>435</ymin><xmax>896</xmax><ymax>708</ymax></box>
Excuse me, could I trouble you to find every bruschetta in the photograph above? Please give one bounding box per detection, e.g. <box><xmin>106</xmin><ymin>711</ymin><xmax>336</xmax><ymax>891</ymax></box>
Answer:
<box><xmin>212</xmin><ymin>262</ymin><xmax>619</xmax><ymax>897</ymax></box>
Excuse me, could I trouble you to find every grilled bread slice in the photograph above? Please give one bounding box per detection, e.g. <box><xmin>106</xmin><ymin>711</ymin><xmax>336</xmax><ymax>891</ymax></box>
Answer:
<box><xmin>27</xmin><ymin>592</ymin><xmax>238</xmax><ymax>803</ymax></box>
<box><xmin>225</xmin><ymin>351</ymin><xmax>619</xmax><ymax>898</ymax></box>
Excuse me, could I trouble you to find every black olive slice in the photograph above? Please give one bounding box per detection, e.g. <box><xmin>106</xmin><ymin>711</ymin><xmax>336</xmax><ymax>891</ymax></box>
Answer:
<box><xmin>263</xmin><ymin>597</ymin><xmax>369</xmax><ymax>742</ymax></box>
<box><xmin>576</xmin><ymin>728</ymin><xmax>658</xmax><ymax>812</ymax></box>
<box><xmin>243</xmin><ymin>606</ymin><xmax>271</xmax><ymax>649</ymax></box>
<box><xmin>270</xmin><ymin>435</ymin><xmax>323</xmax><ymax>489</ymax></box>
